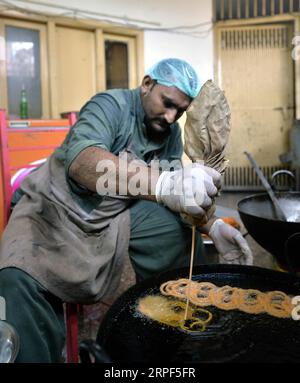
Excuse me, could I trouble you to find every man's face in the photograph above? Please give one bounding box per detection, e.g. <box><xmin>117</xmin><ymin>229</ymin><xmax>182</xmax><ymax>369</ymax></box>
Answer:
<box><xmin>140</xmin><ymin>76</ymin><xmax>192</xmax><ymax>142</ymax></box>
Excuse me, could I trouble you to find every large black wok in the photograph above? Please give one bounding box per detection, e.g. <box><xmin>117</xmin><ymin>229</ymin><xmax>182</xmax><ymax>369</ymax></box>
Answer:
<box><xmin>93</xmin><ymin>264</ymin><xmax>300</xmax><ymax>363</ymax></box>
<box><xmin>238</xmin><ymin>192</ymin><xmax>300</xmax><ymax>272</ymax></box>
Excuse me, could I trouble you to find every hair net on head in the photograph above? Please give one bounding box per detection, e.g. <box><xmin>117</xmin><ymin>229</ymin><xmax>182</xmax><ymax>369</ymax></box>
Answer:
<box><xmin>146</xmin><ymin>58</ymin><xmax>202</xmax><ymax>99</ymax></box>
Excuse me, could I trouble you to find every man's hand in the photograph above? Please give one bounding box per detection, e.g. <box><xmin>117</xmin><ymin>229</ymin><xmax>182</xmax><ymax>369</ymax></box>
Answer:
<box><xmin>155</xmin><ymin>163</ymin><xmax>221</xmax><ymax>221</ymax></box>
<box><xmin>208</xmin><ymin>219</ymin><xmax>253</xmax><ymax>265</ymax></box>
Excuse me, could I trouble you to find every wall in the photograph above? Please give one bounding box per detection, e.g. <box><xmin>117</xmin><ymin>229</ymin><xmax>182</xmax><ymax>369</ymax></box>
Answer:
<box><xmin>0</xmin><ymin>0</ymin><xmax>214</xmax><ymax>83</ymax></box>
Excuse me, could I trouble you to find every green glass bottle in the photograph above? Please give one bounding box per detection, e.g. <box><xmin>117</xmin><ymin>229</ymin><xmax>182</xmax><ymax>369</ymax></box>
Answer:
<box><xmin>20</xmin><ymin>87</ymin><xmax>28</xmax><ymax>119</ymax></box>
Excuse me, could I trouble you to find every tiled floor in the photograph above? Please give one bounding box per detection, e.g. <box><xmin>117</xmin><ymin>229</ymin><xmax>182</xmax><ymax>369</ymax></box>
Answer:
<box><xmin>78</xmin><ymin>191</ymin><xmax>276</xmax><ymax>342</ymax></box>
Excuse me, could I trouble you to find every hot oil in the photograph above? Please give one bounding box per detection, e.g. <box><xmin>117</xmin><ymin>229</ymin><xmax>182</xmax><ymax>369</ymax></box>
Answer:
<box><xmin>136</xmin><ymin>294</ymin><xmax>212</xmax><ymax>332</ymax></box>
<box><xmin>279</xmin><ymin>198</ymin><xmax>300</xmax><ymax>222</ymax></box>
<box><xmin>137</xmin><ymin>295</ymin><xmax>190</xmax><ymax>328</ymax></box>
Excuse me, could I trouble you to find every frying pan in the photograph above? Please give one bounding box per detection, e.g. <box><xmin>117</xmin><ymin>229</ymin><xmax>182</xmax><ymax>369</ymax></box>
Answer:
<box><xmin>238</xmin><ymin>192</ymin><xmax>300</xmax><ymax>272</ymax></box>
<box><xmin>93</xmin><ymin>264</ymin><xmax>300</xmax><ymax>363</ymax></box>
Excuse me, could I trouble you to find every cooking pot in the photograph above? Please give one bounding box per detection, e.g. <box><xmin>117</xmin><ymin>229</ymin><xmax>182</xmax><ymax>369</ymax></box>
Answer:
<box><xmin>238</xmin><ymin>192</ymin><xmax>300</xmax><ymax>272</ymax></box>
<box><xmin>84</xmin><ymin>264</ymin><xmax>300</xmax><ymax>363</ymax></box>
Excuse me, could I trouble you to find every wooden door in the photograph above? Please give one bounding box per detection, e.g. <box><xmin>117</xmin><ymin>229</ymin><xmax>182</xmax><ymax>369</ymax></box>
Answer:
<box><xmin>55</xmin><ymin>26</ymin><xmax>97</xmax><ymax>115</ymax></box>
<box><xmin>217</xmin><ymin>24</ymin><xmax>294</xmax><ymax>167</ymax></box>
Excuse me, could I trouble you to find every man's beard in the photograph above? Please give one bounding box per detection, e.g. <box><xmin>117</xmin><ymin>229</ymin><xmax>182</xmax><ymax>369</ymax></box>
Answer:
<box><xmin>144</xmin><ymin>117</ymin><xmax>171</xmax><ymax>143</ymax></box>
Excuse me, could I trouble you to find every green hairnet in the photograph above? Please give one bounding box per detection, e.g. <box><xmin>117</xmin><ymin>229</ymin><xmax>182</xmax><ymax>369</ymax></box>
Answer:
<box><xmin>146</xmin><ymin>58</ymin><xmax>201</xmax><ymax>99</ymax></box>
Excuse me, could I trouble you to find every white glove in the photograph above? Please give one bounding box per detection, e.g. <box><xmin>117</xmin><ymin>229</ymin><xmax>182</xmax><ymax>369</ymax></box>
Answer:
<box><xmin>155</xmin><ymin>163</ymin><xmax>221</xmax><ymax>220</ymax></box>
<box><xmin>180</xmin><ymin>203</ymin><xmax>216</xmax><ymax>227</ymax></box>
<box><xmin>208</xmin><ymin>218</ymin><xmax>253</xmax><ymax>265</ymax></box>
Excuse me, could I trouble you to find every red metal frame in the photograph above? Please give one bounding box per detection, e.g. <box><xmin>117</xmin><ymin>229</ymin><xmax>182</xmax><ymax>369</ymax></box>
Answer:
<box><xmin>0</xmin><ymin>109</ymin><xmax>12</xmax><ymax>226</ymax></box>
<box><xmin>0</xmin><ymin>110</ymin><xmax>79</xmax><ymax>363</ymax></box>
<box><xmin>66</xmin><ymin>303</ymin><xmax>79</xmax><ymax>363</ymax></box>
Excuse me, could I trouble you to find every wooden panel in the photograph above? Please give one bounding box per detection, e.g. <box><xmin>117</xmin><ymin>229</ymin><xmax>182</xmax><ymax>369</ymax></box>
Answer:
<box><xmin>219</xmin><ymin>24</ymin><xmax>294</xmax><ymax>167</ymax></box>
<box><xmin>262</xmin><ymin>0</ymin><xmax>267</xmax><ymax>16</ymax></box>
<box><xmin>47</xmin><ymin>20</ymin><xmax>59</xmax><ymax>118</ymax></box>
<box><xmin>56</xmin><ymin>26</ymin><xmax>96</xmax><ymax>115</ymax></box>
<box><xmin>95</xmin><ymin>28</ymin><xmax>105</xmax><ymax>92</ymax></box>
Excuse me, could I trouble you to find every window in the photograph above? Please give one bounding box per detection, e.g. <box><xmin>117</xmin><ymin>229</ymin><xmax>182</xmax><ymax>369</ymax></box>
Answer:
<box><xmin>0</xmin><ymin>19</ymin><xmax>49</xmax><ymax>119</ymax></box>
<box><xmin>104</xmin><ymin>34</ymin><xmax>137</xmax><ymax>90</ymax></box>
<box><xmin>5</xmin><ymin>26</ymin><xmax>42</xmax><ymax>119</ymax></box>
<box><xmin>214</xmin><ymin>0</ymin><xmax>300</xmax><ymax>21</ymax></box>
<box><xmin>0</xmin><ymin>16</ymin><xmax>143</xmax><ymax>118</ymax></box>
<box><xmin>105</xmin><ymin>40</ymin><xmax>129</xmax><ymax>89</ymax></box>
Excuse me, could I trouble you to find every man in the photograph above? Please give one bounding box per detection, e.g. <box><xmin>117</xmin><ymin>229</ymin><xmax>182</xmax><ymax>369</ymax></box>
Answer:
<box><xmin>0</xmin><ymin>58</ymin><xmax>251</xmax><ymax>363</ymax></box>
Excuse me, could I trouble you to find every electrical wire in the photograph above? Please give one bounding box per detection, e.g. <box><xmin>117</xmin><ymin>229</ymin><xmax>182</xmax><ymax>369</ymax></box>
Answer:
<box><xmin>0</xmin><ymin>0</ymin><xmax>213</xmax><ymax>38</ymax></box>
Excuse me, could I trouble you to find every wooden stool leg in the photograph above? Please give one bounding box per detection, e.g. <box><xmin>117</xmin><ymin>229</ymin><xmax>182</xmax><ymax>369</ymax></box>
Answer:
<box><xmin>66</xmin><ymin>303</ymin><xmax>79</xmax><ymax>363</ymax></box>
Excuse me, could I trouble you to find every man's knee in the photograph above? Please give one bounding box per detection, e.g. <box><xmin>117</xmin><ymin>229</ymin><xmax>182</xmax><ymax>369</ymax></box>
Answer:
<box><xmin>129</xmin><ymin>201</ymin><xmax>204</xmax><ymax>279</ymax></box>
<box><xmin>0</xmin><ymin>267</ymin><xmax>65</xmax><ymax>363</ymax></box>
<box><xmin>130</xmin><ymin>199</ymin><xmax>184</xmax><ymax>237</ymax></box>
<box><xmin>0</xmin><ymin>267</ymin><xmax>36</xmax><ymax>297</ymax></box>
<box><xmin>0</xmin><ymin>267</ymin><xmax>25</xmax><ymax>291</ymax></box>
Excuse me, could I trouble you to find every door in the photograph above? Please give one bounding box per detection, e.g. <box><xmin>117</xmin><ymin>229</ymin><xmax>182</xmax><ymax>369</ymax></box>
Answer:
<box><xmin>55</xmin><ymin>26</ymin><xmax>97</xmax><ymax>116</ymax></box>
<box><xmin>217</xmin><ymin>24</ymin><xmax>294</xmax><ymax>168</ymax></box>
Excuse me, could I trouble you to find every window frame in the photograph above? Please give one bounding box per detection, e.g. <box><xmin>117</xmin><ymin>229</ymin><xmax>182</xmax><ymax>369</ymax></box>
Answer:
<box><xmin>104</xmin><ymin>33</ymin><xmax>137</xmax><ymax>90</ymax></box>
<box><xmin>0</xmin><ymin>12</ymin><xmax>144</xmax><ymax>118</ymax></box>
<box><xmin>0</xmin><ymin>18</ymin><xmax>50</xmax><ymax>119</ymax></box>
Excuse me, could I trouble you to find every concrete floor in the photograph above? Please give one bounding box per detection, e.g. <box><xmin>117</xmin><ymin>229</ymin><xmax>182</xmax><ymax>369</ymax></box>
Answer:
<box><xmin>215</xmin><ymin>191</ymin><xmax>275</xmax><ymax>270</ymax></box>
<box><xmin>79</xmin><ymin>191</ymin><xmax>276</xmax><ymax>341</ymax></box>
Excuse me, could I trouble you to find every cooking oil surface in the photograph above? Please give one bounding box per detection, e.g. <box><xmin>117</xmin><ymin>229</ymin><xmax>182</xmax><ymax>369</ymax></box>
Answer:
<box><xmin>137</xmin><ymin>294</ymin><xmax>212</xmax><ymax>332</ymax></box>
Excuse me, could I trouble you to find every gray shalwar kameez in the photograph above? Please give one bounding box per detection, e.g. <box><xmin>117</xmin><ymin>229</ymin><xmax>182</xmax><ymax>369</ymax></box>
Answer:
<box><xmin>0</xmin><ymin>87</ymin><xmax>204</xmax><ymax>362</ymax></box>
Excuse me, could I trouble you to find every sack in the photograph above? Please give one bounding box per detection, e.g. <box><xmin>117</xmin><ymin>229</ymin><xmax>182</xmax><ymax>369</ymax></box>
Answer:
<box><xmin>184</xmin><ymin>80</ymin><xmax>231</xmax><ymax>174</ymax></box>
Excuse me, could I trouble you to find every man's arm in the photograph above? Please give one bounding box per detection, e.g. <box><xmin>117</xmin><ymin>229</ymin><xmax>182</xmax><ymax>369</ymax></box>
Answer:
<box><xmin>69</xmin><ymin>147</ymin><xmax>222</xmax><ymax>223</ymax></box>
<box><xmin>68</xmin><ymin>146</ymin><xmax>157</xmax><ymax>201</ymax></box>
